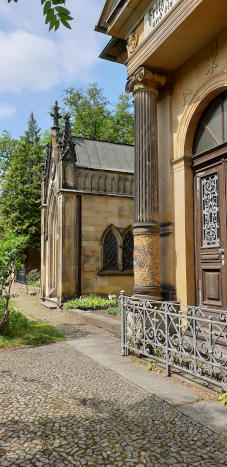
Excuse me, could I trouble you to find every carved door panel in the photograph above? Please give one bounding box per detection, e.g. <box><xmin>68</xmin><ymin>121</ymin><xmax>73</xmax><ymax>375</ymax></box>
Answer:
<box><xmin>195</xmin><ymin>162</ymin><xmax>227</xmax><ymax>309</ymax></box>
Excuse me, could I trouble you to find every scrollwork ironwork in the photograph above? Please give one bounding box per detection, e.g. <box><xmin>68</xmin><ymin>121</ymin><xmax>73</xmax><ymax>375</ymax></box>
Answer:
<box><xmin>121</xmin><ymin>295</ymin><xmax>227</xmax><ymax>389</ymax></box>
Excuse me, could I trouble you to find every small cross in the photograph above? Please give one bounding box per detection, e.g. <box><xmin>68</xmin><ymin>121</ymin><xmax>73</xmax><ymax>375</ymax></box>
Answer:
<box><xmin>50</xmin><ymin>100</ymin><xmax>62</xmax><ymax>127</ymax></box>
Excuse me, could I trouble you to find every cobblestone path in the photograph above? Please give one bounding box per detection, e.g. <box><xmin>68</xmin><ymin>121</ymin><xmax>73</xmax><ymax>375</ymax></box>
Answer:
<box><xmin>0</xmin><ymin>338</ymin><xmax>227</xmax><ymax>466</ymax></box>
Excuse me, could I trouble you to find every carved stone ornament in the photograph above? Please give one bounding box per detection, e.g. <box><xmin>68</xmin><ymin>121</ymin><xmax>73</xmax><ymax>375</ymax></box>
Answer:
<box><xmin>50</xmin><ymin>100</ymin><xmax>62</xmax><ymax>127</ymax></box>
<box><xmin>126</xmin><ymin>32</ymin><xmax>139</xmax><ymax>56</ymax></box>
<box><xmin>60</xmin><ymin>114</ymin><xmax>76</xmax><ymax>163</ymax></box>
<box><xmin>51</xmin><ymin>159</ymin><xmax>56</xmax><ymax>180</ymax></box>
<box><xmin>207</xmin><ymin>40</ymin><xmax>218</xmax><ymax>75</ymax></box>
<box><xmin>126</xmin><ymin>67</ymin><xmax>167</xmax><ymax>94</ymax></box>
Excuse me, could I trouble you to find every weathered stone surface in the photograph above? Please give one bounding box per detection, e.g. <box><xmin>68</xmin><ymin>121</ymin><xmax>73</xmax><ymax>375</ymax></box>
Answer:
<box><xmin>0</xmin><ymin>338</ymin><xmax>227</xmax><ymax>466</ymax></box>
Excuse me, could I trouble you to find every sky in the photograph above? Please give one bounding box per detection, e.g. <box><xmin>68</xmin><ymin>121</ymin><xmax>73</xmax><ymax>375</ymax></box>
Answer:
<box><xmin>0</xmin><ymin>0</ymin><xmax>127</xmax><ymax>138</ymax></box>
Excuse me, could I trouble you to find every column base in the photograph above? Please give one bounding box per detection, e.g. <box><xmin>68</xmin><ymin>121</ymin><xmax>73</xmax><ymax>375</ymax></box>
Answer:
<box><xmin>133</xmin><ymin>285</ymin><xmax>162</xmax><ymax>300</ymax></box>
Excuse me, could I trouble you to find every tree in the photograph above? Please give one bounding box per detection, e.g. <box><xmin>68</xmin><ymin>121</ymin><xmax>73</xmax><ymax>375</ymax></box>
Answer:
<box><xmin>8</xmin><ymin>0</ymin><xmax>73</xmax><ymax>31</ymax></box>
<box><xmin>62</xmin><ymin>84</ymin><xmax>134</xmax><ymax>145</ymax></box>
<box><xmin>0</xmin><ymin>232</ymin><xmax>27</xmax><ymax>334</ymax></box>
<box><xmin>0</xmin><ymin>113</ymin><xmax>45</xmax><ymax>251</ymax></box>
<box><xmin>0</xmin><ymin>130</ymin><xmax>18</xmax><ymax>180</ymax></box>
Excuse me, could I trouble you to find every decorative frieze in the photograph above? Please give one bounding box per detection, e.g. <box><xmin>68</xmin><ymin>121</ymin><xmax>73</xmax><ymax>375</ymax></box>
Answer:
<box><xmin>75</xmin><ymin>169</ymin><xmax>134</xmax><ymax>196</ymax></box>
<box><xmin>144</xmin><ymin>0</ymin><xmax>180</xmax><ymax>39</ymax></box>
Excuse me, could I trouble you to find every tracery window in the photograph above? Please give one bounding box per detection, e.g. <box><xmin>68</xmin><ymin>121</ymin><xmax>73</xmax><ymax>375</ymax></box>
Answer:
<box><xmin>103</xmin><ymin>230</ymin><xmax>118</xmax><ymax>271</ymax></box>
<box><xmin>102</xmin><ymin>225</ymin><xmax>133</xmax><ymax>273</ymax></box>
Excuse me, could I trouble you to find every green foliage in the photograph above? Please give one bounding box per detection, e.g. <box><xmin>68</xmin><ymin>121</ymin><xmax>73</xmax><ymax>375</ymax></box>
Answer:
<box><xmin>63</xmin><ymin>295</ymin><xmax>117</xmax><ymax>310</ymax></box>
<box><xmin>219</xmin><ymin>392</ymin><xmax>227</xmax><ymax>407</ymax></box>
<box><xmin>146</xmin><ymin>362</ymin><xmax>156</xmax><ymax>371</ymax></box>
<box><xmin>8</xmin><ymin>0</ymin><xmax>73</xmax><ymax>31</ymax></box>
<box><xmin>0</xmin><ymin>130</ymin><xmax>18</xmax><ymax>180</ymax></box>
<box><xmin>155</xmin><ymin>347</ymin><xmax>163</xmax><ymax>357</ymax></box>
<box><xmin>0</xmin><ymin>231</ymin><xmax>28</xmax><ymax>297</ymax></box>
<box><xmin>0</xmin><ymin>113</ymin><xmax>45</xmax><ymax>251</ymax></box>
<box><xmin>26</xmin><ymin>269</ymin><xmax>40</xmax><ymax>287</ymax></box>
<box><xmin>0</xmin><ymin>306</ymin><xmax>65</xmax><ymax>347</ymax></box>
<box><xmin>106</xmin><ymin>305</ymin><xmax>121</xmax><ymax>316</ymax></box>
<box><xmin>62</xmin><ymin>84</ymin><xmax>134</xmax><ymax>145</ymax></box>
<box><xmin>0</xmin><ymin>232</ymin><xmax>28</xmax><ymax>334</ymax></box>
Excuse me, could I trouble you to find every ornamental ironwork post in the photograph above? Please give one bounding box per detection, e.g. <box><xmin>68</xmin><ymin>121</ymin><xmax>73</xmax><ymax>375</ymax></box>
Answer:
<box><xmin>126</xmin><ymin>67</ymin><xmax>167</xmax><ymax>298</ymax></box>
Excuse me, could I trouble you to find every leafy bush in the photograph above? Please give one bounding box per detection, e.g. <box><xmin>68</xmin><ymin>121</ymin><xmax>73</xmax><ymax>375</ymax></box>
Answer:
<box><xmin>27</xmin><ymin>269</ymin><xmax>40</xmax><ymax>287</ymax></box>
<box><xmin>63</xmin><ymin>295</ymin><xmax>117</xmax><ymax>311</ymax></box>
<box><xmin>106</xmin><ymin>305</ymin><xmax>121</xmax><ymax>316</ymax></box>
<box><xmin>0</xmin><ymin>307</ymin><xmax>29</xmax><ymax>336</ymax></box>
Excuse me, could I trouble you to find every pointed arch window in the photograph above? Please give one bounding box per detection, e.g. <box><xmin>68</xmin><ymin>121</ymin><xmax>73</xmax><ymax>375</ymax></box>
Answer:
<box><xmin>103</xmin><ymin>230</ymin><xmax>119</xmax><ymax>271</ymax></box>
<box><xmin>101</xmin><ymin>225</ymin><xmax>133</xmax><ymax>274</ymax></box>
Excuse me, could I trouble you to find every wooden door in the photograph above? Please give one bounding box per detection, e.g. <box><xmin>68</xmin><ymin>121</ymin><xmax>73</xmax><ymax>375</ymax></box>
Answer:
<box><xmin>194</xmin><ymin>161</ymin><xmax>227</xmax><ymax>309</ymax></box>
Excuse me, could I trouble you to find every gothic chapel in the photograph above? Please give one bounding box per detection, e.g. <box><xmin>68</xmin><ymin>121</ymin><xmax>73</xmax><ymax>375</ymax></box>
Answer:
<box><xmin>41</xmin><ymin>103</ymin><xmax>134</xmax><ymax>306</ymax></box>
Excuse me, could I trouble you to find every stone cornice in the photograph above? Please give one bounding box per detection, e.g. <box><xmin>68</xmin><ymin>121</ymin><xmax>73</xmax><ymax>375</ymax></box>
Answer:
<box><xmin>126</xmin><ymin>67</ymin><xmax>167</xmax><ymax>94</ymax></box>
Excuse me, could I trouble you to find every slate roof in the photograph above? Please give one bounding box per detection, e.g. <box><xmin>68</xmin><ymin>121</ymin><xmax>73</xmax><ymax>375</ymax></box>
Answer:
<box><xmin>73</xmin><ymin>137</ymin><xmax>134</xmax><ymax>173</ymax></box>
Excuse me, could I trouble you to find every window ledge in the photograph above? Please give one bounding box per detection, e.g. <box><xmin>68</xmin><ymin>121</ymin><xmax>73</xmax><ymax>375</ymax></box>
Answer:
<box><xmin>98</xmin><ymin>270</ymin><xmax>134</xmax><ymax>276</ymax></box>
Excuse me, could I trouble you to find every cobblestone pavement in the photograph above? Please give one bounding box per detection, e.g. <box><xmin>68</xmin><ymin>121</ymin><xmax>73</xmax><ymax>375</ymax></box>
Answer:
<box><xmin>1</xmin><ymin>338</ymin><xmax>227</xmax><ymax>467</ymax></box>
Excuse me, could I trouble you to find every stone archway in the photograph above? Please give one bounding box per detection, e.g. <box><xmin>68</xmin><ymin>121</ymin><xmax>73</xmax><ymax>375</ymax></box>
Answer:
<box><xmin>173</xmin><ymin>73</ymin><xmax>227</xmax><ymax>306</ymax></box>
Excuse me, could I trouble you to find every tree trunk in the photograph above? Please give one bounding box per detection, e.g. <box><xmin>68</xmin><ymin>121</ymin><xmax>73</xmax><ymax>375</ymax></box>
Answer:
<box><xmin>0</xmin><ymin>297</ymin><xmax>10</xmax><ymax>335</ymax></box>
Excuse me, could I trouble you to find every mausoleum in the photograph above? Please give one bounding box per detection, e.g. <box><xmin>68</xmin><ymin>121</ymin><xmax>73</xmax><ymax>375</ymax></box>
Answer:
<box><xmin>96</xmin><ymin>0</ymin><xmax>227</xmax><ymax>309</ymax></box>
<box><xmin>41</xmin><ymin>104</ymin><xmax>134</xmax><ymax>306</ymax></box>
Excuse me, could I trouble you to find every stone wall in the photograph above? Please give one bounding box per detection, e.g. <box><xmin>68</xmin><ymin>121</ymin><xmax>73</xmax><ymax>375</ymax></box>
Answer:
<box><xmin>81</xmin><ymin>194</ymin><xmax>134</xmax><ymax>296</ymax></box>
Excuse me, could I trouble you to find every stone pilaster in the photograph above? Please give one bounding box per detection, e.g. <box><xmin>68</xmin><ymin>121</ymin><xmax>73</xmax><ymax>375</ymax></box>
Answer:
<box><xmin>126</xmin><ymin>67</ymin><xmax>167</xmax><ymax>298</ymax></box>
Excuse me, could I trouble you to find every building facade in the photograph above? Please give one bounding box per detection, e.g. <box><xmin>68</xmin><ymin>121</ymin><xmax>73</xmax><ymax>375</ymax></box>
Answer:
<box><xmin>96</xmin><ymin>0</ymin><xmax>227</xmax><ymax>308</ymax></box>
<box><xmin>41</xmin><ymin>105</ymin><xmax>134</xmax><ymax>306</ymax></box>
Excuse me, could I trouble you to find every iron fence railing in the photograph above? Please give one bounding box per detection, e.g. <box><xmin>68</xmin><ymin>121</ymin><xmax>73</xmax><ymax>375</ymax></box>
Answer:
<box><xmin>120</xmin><ymin>292</ymin><xmax>227</xmax><ymax>389</ymax></box>
<box><xmin>15</xmin><ymin>269</ymin><xmax>27</xmax><ymax>285</ymax></box>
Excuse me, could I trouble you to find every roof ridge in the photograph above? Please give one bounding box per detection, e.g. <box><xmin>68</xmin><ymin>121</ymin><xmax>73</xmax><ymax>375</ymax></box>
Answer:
<box><xmin>72</xmin><ymin>136</ymin><xmax>134</xmax><ymax>147</ymax></box>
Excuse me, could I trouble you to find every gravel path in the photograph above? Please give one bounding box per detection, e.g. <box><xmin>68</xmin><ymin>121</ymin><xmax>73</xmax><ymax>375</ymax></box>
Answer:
<box><xmin>1</xmin><ymin>338</ymin><xmax>227</xmax><ymax>466</ymax></box>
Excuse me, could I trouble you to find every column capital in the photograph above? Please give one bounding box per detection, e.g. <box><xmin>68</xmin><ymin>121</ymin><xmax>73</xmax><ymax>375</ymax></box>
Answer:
<box><xmin>126</xmin><ymin>67</ymin><xmax>167</xmax><ymax>95</ymax></box>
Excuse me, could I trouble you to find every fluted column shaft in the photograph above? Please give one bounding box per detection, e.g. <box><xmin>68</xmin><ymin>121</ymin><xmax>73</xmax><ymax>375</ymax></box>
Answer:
<box><xmin>126</xmin><ymin>67</ymin><xmax>166</xmax><ymax>298</ymax></box>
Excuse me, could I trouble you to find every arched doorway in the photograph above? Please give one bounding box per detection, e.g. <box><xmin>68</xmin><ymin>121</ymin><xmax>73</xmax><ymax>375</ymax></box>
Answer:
<box><xmin>193</xmin><ymin>91</ymin><xmax>227</xmax><ymax>308</ymax></box>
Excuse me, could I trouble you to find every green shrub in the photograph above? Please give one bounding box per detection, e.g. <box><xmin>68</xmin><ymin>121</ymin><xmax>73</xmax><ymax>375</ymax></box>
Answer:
<box><xmin>0</xmin><ymin>306</ymin><xmax>29</xmax><ymax>336</ymax></box>
<box><xmin>63</xmin><ymin>295</ymin><xmax>117</xmax><ymax>310</ymax></box>
<box><xmin>27</xmin><ymin>269</ymin><xmax>40</xmax><ymax>287</ymax></box>
<box><xmin>106</xmin><ymin>305</ymin><xmax>121</xmax><ymax>316</ymax></box>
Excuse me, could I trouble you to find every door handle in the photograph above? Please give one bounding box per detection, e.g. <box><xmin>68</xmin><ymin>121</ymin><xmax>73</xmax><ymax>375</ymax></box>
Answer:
<box><xmin>220</xmin><ymin>248</ymin><xmax>225</xmax><ymax>265</ymax></box>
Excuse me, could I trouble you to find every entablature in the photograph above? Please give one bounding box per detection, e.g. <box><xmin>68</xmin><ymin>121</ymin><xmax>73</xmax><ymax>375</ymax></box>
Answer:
<box><xmin>98</xmin><ymin>0</ymin><xmax>227</xmax><ymax>74</ymax></box>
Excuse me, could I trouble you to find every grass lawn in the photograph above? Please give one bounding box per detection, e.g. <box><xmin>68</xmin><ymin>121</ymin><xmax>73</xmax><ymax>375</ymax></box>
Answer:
<box><xmin>0</xmin><ymin>307</ymin><xmax>65</xmax><ymax>349</ymax></box>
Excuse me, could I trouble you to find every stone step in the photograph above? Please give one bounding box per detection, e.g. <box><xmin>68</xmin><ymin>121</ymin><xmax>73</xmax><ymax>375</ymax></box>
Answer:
<box><xmin>41</xmin><ymin>299</ymin><xmax>58</xmax><ymax>310</ymax></box>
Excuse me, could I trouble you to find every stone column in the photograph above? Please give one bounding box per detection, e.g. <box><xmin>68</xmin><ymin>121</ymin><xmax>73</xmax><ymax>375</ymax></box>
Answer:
<box><xmin>126</xmin><ymin>67</ymin><xmax>167</xmax><ymax>298</ymax></box>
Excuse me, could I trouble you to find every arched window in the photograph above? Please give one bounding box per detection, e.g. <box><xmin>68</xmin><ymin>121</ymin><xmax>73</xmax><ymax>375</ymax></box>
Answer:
<box><xmin>193</xmin><ymin>91</ymin><xmax>227</xmax><ymax>155</ymax></box>
<box><xmin>122</xmin><ymin>229</ymin><xmax>133</xmax><ymax>270</ymax></box>
<box><xmin>103</xmin><ymin>230</ymin><xmax>118</xmax><ymax>271</ymax></box>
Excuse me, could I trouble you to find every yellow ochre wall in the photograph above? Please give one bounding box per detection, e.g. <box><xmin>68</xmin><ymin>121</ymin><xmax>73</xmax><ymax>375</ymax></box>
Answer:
<box><xmin>170</xmin><ymin>27</ymin><xmax>227</xmax><ymax>305</ymax></box>
<box><xmin>81</xmin><ymin>194</ymin><xmax>134</xmax><ymax>296</ymax></box>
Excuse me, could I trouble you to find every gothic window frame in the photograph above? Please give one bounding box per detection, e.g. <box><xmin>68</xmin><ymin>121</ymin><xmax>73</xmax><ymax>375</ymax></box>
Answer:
<box><xmin>122</xmin><ymin>226</ymin><xmax>134</xmax><ymax>271</ymax></box>
<box><xmin>100</xmin><ymin>224</ymin><xmax>133</xmax><ymax>275</ymax></box>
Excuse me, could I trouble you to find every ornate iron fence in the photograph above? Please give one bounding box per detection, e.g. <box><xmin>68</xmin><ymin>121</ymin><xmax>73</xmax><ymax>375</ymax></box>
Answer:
<box><xmin>120</xmin><ymin>292</ymin><xmax>227</xmax><ymax>389</ymax></box>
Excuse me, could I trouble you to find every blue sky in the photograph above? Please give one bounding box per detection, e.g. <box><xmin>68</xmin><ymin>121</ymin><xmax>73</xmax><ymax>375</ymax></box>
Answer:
<box><xmin>0</xmin><ymin>0</ymin><xmax>127</xmax><ymax>138</ymax></box>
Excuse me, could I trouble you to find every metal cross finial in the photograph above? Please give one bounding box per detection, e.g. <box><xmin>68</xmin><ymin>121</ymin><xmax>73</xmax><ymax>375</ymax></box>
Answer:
<box><xmin>50</xmin><ymin>100</ymin><xmax>62</xmax><ymax>127</ymax></box>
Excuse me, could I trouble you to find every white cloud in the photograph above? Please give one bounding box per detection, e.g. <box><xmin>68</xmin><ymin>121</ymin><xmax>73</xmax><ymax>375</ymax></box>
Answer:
<box><xmin>0</xmin><ymin>0</ymin><xmax>107</xmax><ymax>93</ymax></box>
<box><xmin>0</xmin><ymin>104</ymin><xmax>16</xmax><ymax>119</ymax></box>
